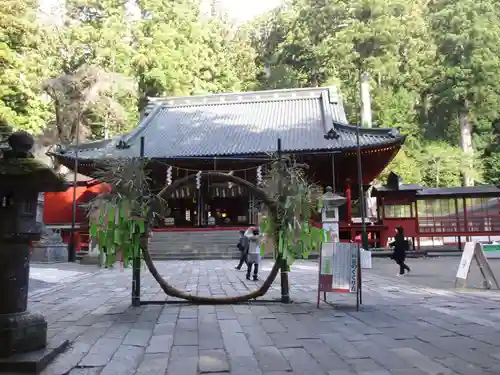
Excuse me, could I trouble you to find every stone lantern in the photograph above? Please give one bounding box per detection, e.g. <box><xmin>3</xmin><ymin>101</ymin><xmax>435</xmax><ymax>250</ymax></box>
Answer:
<box><xmin>0</xmin><ymin>131</ymin><xmax>69</xmax><ymax>373</ymax></box>
<box><xmin>321</xmin><ymin>186</ymin><xmax>346</xmax><ymax>243</ymax></box>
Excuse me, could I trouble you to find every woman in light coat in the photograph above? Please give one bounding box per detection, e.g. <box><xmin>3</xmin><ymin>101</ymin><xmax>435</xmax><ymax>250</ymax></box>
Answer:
<box><xmin>245</xmin><ymin>227</ymin><xmax>262</xmax><ymax>281</ymax></box>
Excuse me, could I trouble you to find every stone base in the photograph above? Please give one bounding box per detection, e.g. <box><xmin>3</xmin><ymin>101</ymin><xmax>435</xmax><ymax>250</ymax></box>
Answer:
<box><xmin>0</xmin><ymin>312</ymin><xmax>48</xmax><ymax>357</ymax></box>
<box><xmin>0</xmin><ymin>339</ymin><xmax>69</xmax><ymax>374</ymax></box>
<box><xmin>30</xmin><ymin>244</ymin><xmax>68</xmax><ymax>263</ymax></box>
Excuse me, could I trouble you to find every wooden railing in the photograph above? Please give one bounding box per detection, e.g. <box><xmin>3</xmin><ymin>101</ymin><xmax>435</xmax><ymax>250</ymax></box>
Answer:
<box><xmin>418</xmin><ymin>214</ymin><xmax>500</xmax><ymax>234</ymax></box>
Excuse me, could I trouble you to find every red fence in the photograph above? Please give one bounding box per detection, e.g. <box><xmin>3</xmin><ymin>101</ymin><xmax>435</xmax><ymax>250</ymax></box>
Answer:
<box><xmin>418</xmin><ymin>214</ymin><xmax>500</xmax><ymax>235</ymax></box>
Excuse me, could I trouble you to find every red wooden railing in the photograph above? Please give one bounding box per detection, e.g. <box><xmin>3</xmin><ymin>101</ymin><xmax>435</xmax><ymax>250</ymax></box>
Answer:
<box><xmin>418</xmin><ymin>214</ymin><xmax>500</xmax><ymax>235</ymax></box>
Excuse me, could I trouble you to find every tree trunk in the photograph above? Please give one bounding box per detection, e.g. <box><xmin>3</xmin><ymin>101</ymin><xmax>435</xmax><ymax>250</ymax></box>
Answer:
<box><xmin>360</xmin><ymin>71</ymin><xmax>372</xmax><ymax>128</ymax></box>
<box><xmin>420</xmin><ymin>92</ymin><xmax>429</xmax><ymax>126</ymax></box>
<box><xmin>459</xmin><ymin>101</ymin><xmax>474</xmax><ymax>186</ymax></box>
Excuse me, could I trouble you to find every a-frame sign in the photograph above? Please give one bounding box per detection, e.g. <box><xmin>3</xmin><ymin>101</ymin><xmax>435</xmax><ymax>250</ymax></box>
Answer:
<box><xmin>455</xmin><ymin>242</ymin><xmax>500</xmax><ymax>289</ymax></box>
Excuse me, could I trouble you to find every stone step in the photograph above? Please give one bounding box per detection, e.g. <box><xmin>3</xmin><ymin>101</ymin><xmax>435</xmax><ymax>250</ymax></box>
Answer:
<box><xmin>148</xmin><ymin>230</ymin><xmax>255</xmax><ymax>260</ymax></box>
<box><xmin>148</xmin><ymin>250</ymin><xmax>239</xmax><ymax>257</ymax></box>
<box><xmin>150</xmin><ymin>236</ymin><xmax>239</xmax><ymax>241</ymax></box>
<box><xmin>150</xmin><ymin>254</ymin><xmax>240</xmax><ymax>260</ymax></box>
<box><xmin>151</xmin><ymin>232</ymin><xmax>240</xmax><ymax>239</ymax></box>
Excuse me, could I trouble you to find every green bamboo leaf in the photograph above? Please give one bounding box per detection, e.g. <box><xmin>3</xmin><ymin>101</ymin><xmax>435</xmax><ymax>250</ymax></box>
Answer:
<box><xmin>107</xmin><ymin>206</ymin><xmax>115</xmax><ymax>222</ymax></box>
<box><xmin>90</xmin><ymin>223</ymin><xmax>98</xmax><ymax>237</ymax></box>
<box><xmin>120</xmin><ymin>201</ymin><xmax>128</xmax><ymax>218</ymax></box>
<box><xmin>278</xmin><ymin>231</ymin><xmax>284</xmax><ymax>255</ymax></box>
<box><xmin>114</xmin><ymin>229</ymin><xmax>124</xmax><ymax>245</ymax></box>
<box><xmin>137</xmin><ymin>220</ymin><xmax>145</xmax><ymax>234</ymax></box>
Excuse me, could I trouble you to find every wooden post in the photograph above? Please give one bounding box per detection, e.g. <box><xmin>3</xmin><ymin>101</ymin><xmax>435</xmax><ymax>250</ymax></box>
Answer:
<box><xmin>414</xmin><ymin>199</ymin><xmax>421</xmax><ymax>251</ymax></box>
<box><xmin>463</xmin><ymin>197</ymin><xmax>469</xmax><ymax>242</ymax></box>
<box><xmin>132</xmin><ymin>137</ymin><xmax>144</xmax><ymax>307</ymax></box>
<box><xmin>277</xmin><ymin>138</ymin><xmax>290</xmax><ymax>303</ymax></box>
<box><xmin>331</xmin><ymin>154</ymin><xmax>336</xmax><ymax>192</ymax></box>
<box><xmin>455</xmin><ymin>197</ymin><xmax>462</xmax><ymax>251</ymax></box>
<box><xmin>345</xmin><ymin>181</ymin><xmax>352</xmax><ymax>224</ymax></box>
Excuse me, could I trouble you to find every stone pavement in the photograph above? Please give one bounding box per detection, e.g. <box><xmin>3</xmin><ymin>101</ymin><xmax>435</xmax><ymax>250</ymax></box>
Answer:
<box><xmin>28</xmin><ymin>258</ymin><xmax>500</xmax><ymax>375</ymax></box>
<box><xmin>29</xmin><ymin>263</ymin><xmax>97</xmax><ymax>293</ymax></box>
<box><xmin>367</xmin><ymin>256</ymin><xmax>500</xmax><ymax>290</ymax></box>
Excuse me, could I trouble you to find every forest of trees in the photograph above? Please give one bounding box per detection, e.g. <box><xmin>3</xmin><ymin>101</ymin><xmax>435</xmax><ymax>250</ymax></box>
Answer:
<box><xmin>1</xmin><ymin>0</ymin><xmax>500</xmax><ymax>187</ymax></box>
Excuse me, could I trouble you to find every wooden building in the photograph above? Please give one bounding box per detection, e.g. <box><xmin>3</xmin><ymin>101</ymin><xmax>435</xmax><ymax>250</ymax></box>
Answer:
<box><xmin>48</xmin><ymin>87</ymin><xmax>405</xmax><ymax>258</ymax></box>
<box><xmin>373</xmin><ymin>172</ymin><xmax>500</xmax><ymax>250</ymax></box>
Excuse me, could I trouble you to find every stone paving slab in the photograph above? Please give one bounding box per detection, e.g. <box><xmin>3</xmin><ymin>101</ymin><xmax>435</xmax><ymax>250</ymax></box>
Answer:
<box><xmin>367</xmin><ymin>256</ymin><xmax>500</xmax><ymax>290</ymax></box>
<box><xmin>27</xmin><ymin>258</ymin><xmax>500</xmax><ymax>375</ymax></box>
<box><xmin>29</xmin><ymin>262</ymin><xmax>97</xmax><ymax>293</ymax></box>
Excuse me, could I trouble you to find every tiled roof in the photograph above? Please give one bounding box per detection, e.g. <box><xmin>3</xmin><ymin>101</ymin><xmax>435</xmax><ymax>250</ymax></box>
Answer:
<box><xmin>416</xmin><ymin>186</ymin><xmax>500</xmax><ymax>197</ymax></box>
<box><xmin>373</xmin><ymin>184</ymin><xmax>422</xmax><ymax>193</ymax></box>
<box><xmin>142</xmin><ymin>86</ymin><xmax>349</xmax><ymax>122</ymax></box>
<box><xmin>374</xmin><ymin>184</ymin><xmax>500</xmax><ymax>198</ymax></box>
<box><xmin>52</xmin><ymin>87</ymin><xmax>404</xmax><ymax>161</ymax></box>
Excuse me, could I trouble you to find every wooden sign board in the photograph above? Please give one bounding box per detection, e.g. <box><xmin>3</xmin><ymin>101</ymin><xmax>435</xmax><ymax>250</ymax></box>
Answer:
<box><xmin>317</xmin><ymin>242</ymin><xmax>362</xmax><ymax>310</ymax></box>
<box><xmin>455</xmin><ymin>242</ymin><xmax>500</xmax><ymax>289</ymax></box>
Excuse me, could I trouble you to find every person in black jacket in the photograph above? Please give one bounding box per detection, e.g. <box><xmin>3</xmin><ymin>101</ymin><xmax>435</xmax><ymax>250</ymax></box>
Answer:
<box><xmin>235</xmin><ymin>230</ymin><xmax>249</xmax><ymax>270</ymax></box>
<box><xmin>390</xmin><ymin>226</ymin><xmax>411</xmax><ymax>276</ymax></box>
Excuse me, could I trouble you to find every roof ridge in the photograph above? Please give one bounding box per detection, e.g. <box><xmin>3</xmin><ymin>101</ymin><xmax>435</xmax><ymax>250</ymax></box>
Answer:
<box><xmin>149</xmin><ymin>86</ymin><xmax>339</xmax><ymax>101</ymax></box>
<box><xmin>119</xmin><ymin>103</ymin><xmax>163</xmax><ymax>147</ymax></box>
<box><xmin>147</xmin><ymin>86</ymin><xmax>341</xmax><ymax>108</ymax></box>
<box><xmin>333</xmin><ymin>122</ymin><xmax>400</xmax><ymax>137</ymax></box>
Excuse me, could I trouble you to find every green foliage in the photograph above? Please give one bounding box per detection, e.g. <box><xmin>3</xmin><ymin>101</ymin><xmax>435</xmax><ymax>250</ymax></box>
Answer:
<box><xmin>1</xmin><ymin>0</ymin><xmax>500</xmax><ymax>185</ymax></box>
<box><xmin>484</xmin><ymin>152</ymin><xmax>500</xmax><ymax>186</ymax></box>
<box><xmin>42</xmin><ymin>65</ymin><xmax>136</xmax><ymax>145</ymax></box>
<box><xmin>0</xmin><ymin>0</ymin><xmax>52</xmax><ymax>135</ymax></box>
<box><xmin>90</xmin><ymin>200</ymin><xmax>146</xmax><ymax>267</ymax></box>
<box><xmin>260</xmin><ymin>157</ymin><xmax>325</xmax><ymax>267</ymax></box>
<box><xmin>419</xmin><ymin>141</ymin><xmax>477</xmax><ymax>187</ymax></box>
<box><xmin>251</xmin><ymin>0</ymin><xmax>500</xmax><ymax>186</ymax></box>
<box><xmin>88</xmin><ymin>158</ymin><xmax>164</xmax><ymax>267</ymax></box>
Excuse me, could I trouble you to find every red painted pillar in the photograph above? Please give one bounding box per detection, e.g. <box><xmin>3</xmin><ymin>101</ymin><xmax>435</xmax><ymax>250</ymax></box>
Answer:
<box><xmin>345</xmin><ymin>180</ymin><xmax>352</xmax><ymax>225</ymax></box>
<box><xmin>463</xmin><ymin>197</ymin><xmax>469</xmax><ymax>242</ymax></box>
<box><xmin>415</xmin><ymin>199</ymin><xmax>421</xmax><ymax>251</ymax></box>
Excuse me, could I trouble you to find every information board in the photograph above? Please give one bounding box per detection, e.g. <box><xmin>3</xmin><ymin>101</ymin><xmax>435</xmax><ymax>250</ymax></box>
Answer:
<box><xmin>455</xmin><ymin>242</ymin><xmax>500</xmax><ymax>289</ymax></box>
<box><xmin>456</xmin><ymin>242</ymin><xmax>475</xmax><ymax>280</ymax></box>
<box><xmin>483</xmin><ymin>244</ymin><xmax>500</xmax><ymax>259</ymax></box>
<box><xmin>317</xmin><ymin>242</ymin><xmax>361</xmax><ymax>309</ymax></box>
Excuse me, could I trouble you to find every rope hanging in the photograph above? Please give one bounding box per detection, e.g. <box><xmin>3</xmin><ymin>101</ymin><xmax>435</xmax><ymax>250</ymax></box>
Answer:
<box><xmin>166</xmin><ymin>166</ymin><xmax>172</xmax><ymax>186</ymax></box>
<box><xmin>256</xmin><ymin>165</ymin><xmax>263</xmax><ymax>186</ymax></box>
<box><xmin>156</xmin><ymin>159</ymin><xmax>271</xmax><ymax>174</ymax></box>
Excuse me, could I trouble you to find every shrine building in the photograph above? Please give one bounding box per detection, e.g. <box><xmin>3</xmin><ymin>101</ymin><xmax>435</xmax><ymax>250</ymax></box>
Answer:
<box><xmin>47</xmin><ymin>86</ymin><xmax>405</xmax><ymax>259</ymax></box>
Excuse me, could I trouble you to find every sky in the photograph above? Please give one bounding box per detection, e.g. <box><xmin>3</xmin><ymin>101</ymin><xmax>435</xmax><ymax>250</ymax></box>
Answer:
<box><xmin>39</xmin><ymin>0</ymin><xmax>285</xmax><ymax>24</ymax></box>
<box><xmin>218</xmin><ymin>0</ymin><xmax>284</xmax><ymax>23</ymax></box>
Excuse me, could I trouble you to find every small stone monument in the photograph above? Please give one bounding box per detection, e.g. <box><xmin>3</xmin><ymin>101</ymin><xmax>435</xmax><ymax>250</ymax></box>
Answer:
<box><xmin>30</xmin><ymin>227</ymin><xmax>68</xmax><ymax>263</ymax></box>
<box><xmin>31</xmin><ymin>192</ymin><xmax>68</xmax><ymax>263</ymax></box>
<box><xmin>0</xmin><ymin>131</ymin><xmax>69</xmax><ymax>373</ymax></box>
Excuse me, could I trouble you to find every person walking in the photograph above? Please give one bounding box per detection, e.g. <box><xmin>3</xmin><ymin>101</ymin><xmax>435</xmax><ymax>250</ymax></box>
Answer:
<box><xmin>235</xmin><ymin>230</ymin><xmax>249</xmax><ymax>270</ymax></box>
<box><xmin>390</xmin><ymin>226</ymin><xmax>411</xmax><ymax>276</ymax></box>
<box><xmin>245</xmin><ymin>227</ymin><xmax>262</xmax><ymax>281</ymax></box>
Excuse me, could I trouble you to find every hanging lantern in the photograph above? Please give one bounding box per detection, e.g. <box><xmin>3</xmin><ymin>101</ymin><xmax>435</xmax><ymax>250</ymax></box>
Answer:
<box><xmin>196</xmin><ymin>171</ymin><xmax>202</xmax><ymax>190</ymax></box>
<box><xmin>256</xmin><ymin>165</ymin><xmax>263</xmax><ymax>185</ymax></box>
<box><xmin>166</xmin><ymin>166</ymin><xmax>172</xmax><ymax>186</ymax></box>
<box><xmin>228</xmin><ymin>171</ymin><xmax>234</xmax><ymax>189</ymax></box>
